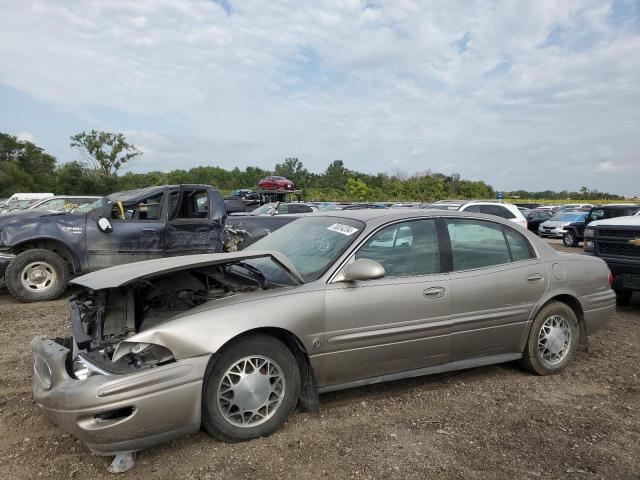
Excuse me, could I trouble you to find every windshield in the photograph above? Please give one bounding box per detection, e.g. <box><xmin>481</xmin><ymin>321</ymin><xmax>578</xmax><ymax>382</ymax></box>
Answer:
<box><xmin>252</xmin><ymin>203</ymin><xmax>277</xmax><ymax>214</ymax></box>
<box><xmin>550</xmin><ymin>212</ymin><xmax>587</xmax><ymax>222</ymax></box>
<box><xmin>246</xmin><ymin>216</ymin><xmax>364</xmax><ymax>282</ymax></box>
<box><xmin>71</xmin><ymin>197</ymin><xmax>108</xmax><ymax>213</ymax></box>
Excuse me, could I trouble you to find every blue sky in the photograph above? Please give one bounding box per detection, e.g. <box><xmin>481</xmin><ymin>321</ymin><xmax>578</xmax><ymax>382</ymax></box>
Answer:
<box><xmin>0</xmin><ymin>0</ymin><xmax>639</xmax><ymax>195</ymax></box>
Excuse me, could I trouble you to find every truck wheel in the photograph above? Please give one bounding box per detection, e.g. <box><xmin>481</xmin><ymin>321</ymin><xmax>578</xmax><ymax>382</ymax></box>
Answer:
<box><xmin>562</xmin><ymin>231</ymin><xmax>578</xmax><ymax>247</ymax></box>
<box><xmin>5</xmin><ymin>249</ymin><xmax>69</xmax><ymax>302</ymax></box>
<box><xmin>520</xmin><ymin>302</ymin><xmax>579</xmax><ymax>376</ymax></box>
<box><xmin>615</xmin><ymin>289</ymin><xmax>633</xmax><ymax>305</ymax></box>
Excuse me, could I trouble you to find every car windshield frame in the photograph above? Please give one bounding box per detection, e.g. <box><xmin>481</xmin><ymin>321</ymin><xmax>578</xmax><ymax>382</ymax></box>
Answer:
<box><xmin>245</xmin><ymin>216</ymin><xmax>365</xmax><ymax>283</ymax></box>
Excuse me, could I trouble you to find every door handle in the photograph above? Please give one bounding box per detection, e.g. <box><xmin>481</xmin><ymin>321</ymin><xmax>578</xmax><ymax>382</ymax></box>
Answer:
<box><xmin>526</xmin><ymin>273</ymin><xmax>544</xmax><ymax>284</ymax></box>
<box><xmin>141</xmin><ymin>227</ymin><xmax>158</xmax><ymax>234</ymax></box>
<box><xmin>423</xmin><ymin>286</ymin><xmax>446</xmax><ymax>299</ymax></box>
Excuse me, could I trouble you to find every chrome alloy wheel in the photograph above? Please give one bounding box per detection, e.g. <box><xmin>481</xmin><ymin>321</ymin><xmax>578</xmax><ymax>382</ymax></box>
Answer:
<box><xmin>537</xmin><ymin>315</ymin><xmax>572</xmax><ymax>366</ymax></box>
<box><xmin>20</xmin><ymin>261</ymin><xmax>57</xmax><ymax>292</ymax></box>
<box><xmin>217</xmin><ymin>356</ymin><xmax>285</xmax><ymax>428</ymax></box>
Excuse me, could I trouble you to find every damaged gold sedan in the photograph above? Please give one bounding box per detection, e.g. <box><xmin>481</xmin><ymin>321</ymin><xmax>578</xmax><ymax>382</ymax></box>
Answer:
<box><xmin>31</xmin><ymin>210</ymin><xmax>615</xmax><ymax>469</ymax></box>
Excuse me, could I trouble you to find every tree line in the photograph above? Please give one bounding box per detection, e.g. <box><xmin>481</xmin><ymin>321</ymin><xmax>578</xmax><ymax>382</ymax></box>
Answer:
<box><xmin>0</xmin><ymin>131</ymin><xmax>624</xmax><ymax>202</ymax></box>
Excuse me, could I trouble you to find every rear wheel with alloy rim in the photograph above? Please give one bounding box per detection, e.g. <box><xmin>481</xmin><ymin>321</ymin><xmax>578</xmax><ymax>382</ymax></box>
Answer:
<box><xmin>520</xmin><ymin>302</ymin><xmax>579</xmax><ymax>375</ymax></box>
<box><xmin>202</xmin><ymin>334</ymin><xmax>300</xmax><ymax>442</ymax></box>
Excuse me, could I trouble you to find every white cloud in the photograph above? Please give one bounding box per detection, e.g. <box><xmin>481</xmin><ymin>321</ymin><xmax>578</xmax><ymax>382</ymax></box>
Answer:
<box><xmin>16</xmin><ymin>131</ymin><xmax>36</xmax><ymax>143</ymax></box>
<box><xmin>0</xmin><ymin>0</ymin><xmax>638</xmax><ymax>193</ymax></box>
<box><xmin>595</xmin><ymin>161</ymin><xmax>622</xmax><ymax>173</ymax></box>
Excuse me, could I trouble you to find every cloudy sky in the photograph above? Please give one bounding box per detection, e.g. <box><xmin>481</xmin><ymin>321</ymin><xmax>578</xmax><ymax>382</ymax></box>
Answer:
<box><xmin>0</xmin><ymin>0</ymin><xmax>639</xmax><ymax>194</ymax></box>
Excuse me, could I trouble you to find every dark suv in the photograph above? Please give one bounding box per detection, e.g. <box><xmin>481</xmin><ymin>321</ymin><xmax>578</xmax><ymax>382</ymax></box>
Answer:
<box><xmin>562</xmin><ymin>204</ymin><xmax>639</xmax><ymax>247</ymax></box>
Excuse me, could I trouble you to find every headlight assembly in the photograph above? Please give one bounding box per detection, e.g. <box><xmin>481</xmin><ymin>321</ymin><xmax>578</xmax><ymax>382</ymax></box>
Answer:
<box><xmin>71</xmin><ymin>354</ymin><xmax>111</xmax><ymax>380</ymax></box>
<box><xmin>584</xmin><ymin>228</ymin><xmax>595</xmax><ymax>238</ymax></box>
<box><xmin>112</xmin><ymin>342</ymin><xmax>174</xmax><ymax>365</ymax></box>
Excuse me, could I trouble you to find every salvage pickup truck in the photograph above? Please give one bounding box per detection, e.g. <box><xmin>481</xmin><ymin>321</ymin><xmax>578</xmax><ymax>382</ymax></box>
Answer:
<box><xmin>0</xmin><ymin>185</ymin><xmax>229</xmax><ymax>302</ymax></box>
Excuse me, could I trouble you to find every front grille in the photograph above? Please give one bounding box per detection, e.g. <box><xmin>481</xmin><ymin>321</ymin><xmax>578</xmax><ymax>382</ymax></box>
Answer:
<box><xmin>597</xmin><ymin>242</ymin><xmax>640</xmax><ymax>257</ymax></box>
<box><xmin>598</xmin><ymin>229</ymin><xmax>640</xmax><ymax>238</ymax></box>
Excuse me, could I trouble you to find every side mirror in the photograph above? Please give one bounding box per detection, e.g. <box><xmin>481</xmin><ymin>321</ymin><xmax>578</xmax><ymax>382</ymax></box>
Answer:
<box><xmin>97</xmin><ymin>217</ymin><xmax>113</xmax><ymax>233</ymax></box>
<box><xmin>342</xmin><ymin>258</ymin><xmax>385</xmax><ymax>282</ymax></box>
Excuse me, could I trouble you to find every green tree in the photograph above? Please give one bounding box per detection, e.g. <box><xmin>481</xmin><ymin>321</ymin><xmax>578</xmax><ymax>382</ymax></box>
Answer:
<box><xmin>70</xmin><ymin>130</ymin><xmax>141</xmax><ymax>176</ymax></box>
<box><xmin>345</xmin><ymin>177</ymin><xmax>369</xmax><ymax>201</ymax></box>
<box><xmin>0</xmin><ymin>133</ymin><xmax>57</xmax><ymax>196</ymax></box>
<box><xmin>274</xmin><ymin>157</ymin><xmax>310</xmax><ymax>189</ymax></box>
<box><xmin>321</xmin><ymin>160</ymin><xmax>349</xmax><ymax>190</ymax></box>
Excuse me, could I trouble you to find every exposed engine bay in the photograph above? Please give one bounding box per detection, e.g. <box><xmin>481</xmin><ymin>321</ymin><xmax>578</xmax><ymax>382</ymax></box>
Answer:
<box><xmin>68</xmin><ymin>261</ymin><xmax>274</xmax><ymax>376</ymax></box>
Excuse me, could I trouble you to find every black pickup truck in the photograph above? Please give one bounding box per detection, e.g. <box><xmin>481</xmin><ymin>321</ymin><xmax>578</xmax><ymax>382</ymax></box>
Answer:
<box><xmin>0</xmin><ymin>185</ymin><xmax>229</xmax><ymax>302</ymax></box>
<box><xmin>583</xmin><ymin>214</ymin><xmax>640</xmax><ymax>304</ymax></box>
<box><xmin>562</xmin><ymin>204</ymin><xmax>639</xmax><ymax>247</ymax></box>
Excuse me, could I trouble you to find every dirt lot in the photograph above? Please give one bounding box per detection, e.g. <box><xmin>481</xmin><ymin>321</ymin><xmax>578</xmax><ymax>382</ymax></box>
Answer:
<box><xmin>0</xmin><ymin>241</ymin><xmax>638</xmax><ymax>479</ymax></box>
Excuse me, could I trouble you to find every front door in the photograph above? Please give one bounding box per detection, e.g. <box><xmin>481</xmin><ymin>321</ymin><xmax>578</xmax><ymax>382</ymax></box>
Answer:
<box><xmin>86</xmin><ymin>191</ymin><xmax>166</xmax><ymax>270</ymax></box>
<box><xmin>319</xmin><ymin>218</ymin><xmax>452</xmax><ymax>388</ymax></box>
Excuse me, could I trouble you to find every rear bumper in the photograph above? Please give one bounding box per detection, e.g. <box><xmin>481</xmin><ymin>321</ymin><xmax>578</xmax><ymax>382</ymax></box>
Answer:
<box><xmin>580</xmin><ymin>289</ymin><xmax>616</xmax><ymax>336</ymax></box>
<box><xmin>31</xmin><ymin>336</ymin><xmax>210</xmax><ymax>455</ymax></box>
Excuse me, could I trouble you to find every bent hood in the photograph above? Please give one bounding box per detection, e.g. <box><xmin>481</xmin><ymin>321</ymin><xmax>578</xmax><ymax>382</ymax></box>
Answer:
<box><xmin>0</xmin><ymin>209</ymin><xmax>68</xmax><ymax>223</ymax></box>
<box><xmin>70</xmin><ymin>250</ymin><xmax>304</xmax><ymax>290</ymax></box>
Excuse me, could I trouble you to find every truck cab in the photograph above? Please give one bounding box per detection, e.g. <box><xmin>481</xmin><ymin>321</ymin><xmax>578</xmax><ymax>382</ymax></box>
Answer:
<box><xmin>0</xmin><ymin>185</ymin><xmax>227</xmax><ymax>302</ymax></box>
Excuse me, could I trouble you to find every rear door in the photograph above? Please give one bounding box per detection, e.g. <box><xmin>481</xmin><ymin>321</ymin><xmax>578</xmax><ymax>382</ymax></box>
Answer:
<box><xmin>321</xmin><ymin>218</ymin><xmax>452</xmax><ymax>387</ymax></box>
<box><xmin>164</xmin><ymin>187</ymin><xmax>226</xmax><ymax>256</ymax></box>
<box><xmin>85</xmin><ymin>191</ymin><xmax>166</xmax><ymax>270</ymax></box>
<box><xmin>443</xmin><ymin>218</ymin><xmax>547</xmax><ymax>361</ymax></box>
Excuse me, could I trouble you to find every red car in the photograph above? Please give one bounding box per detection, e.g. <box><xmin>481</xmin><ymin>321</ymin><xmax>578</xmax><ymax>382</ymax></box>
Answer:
<box><xmin>258</xmin><ymin>176</ymin><xmax>295</xmax><ymax>191</ymax></box>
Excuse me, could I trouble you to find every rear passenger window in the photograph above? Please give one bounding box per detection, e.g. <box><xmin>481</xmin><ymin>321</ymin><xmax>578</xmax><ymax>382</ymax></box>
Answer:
<box><xmin>504</xmin><ymin>229</ymin><xmax>535</xmax><ymax>261</ymax></box>
<box><xmin>355</xmin><ymin>220</ymin><xmax>439</xmax><ymax>277</ymax></box>
<box><xmin>447</xmin><ymin>220</ymin><xmax>510</xmax><ymax>270</ymax></box>
<box><xmin>479</xmin><ymin>205</ymin><xmax>515</xmax><ymax>219</ymax></box>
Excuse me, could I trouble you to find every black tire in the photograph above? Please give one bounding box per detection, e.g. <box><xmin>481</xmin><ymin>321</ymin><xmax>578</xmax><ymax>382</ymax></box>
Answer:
<box><xmin>615</xmin><ymin>289</ymin><xmax>633</xmax><ymax>305</ymax></box>
<box><xmin>202</xmin><ymin>334</ymin><xmax>300</xmax><ymax>442</ymax></box>
<box><xmin>520</xmin><ymin>302</ymin><xmax>579</xmax><ymax>375</ymax></box>
<box><xmin>562</xmin><ymin>231</ymin><xmax>579</xmax><ymax>247</ymax></box>
<box><xmin>5</xmin><ymin>249</ymin><xmax>69</xmax><ymax>303</ymax></box>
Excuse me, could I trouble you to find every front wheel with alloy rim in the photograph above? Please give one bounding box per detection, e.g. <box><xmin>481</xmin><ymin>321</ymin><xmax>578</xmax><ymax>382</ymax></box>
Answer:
<box><xmin>202</xmin><ymin>334</ymin><xmax>300</xmax><ymax>442</ymax></box>
<box><xmin>520</xmin><ymin>301</ymin><xmax>579</xmax><ymax>375</ymax></box>
<box><xmin>562</xmin><ymin>231</ymin><xmax>579</xmax><ymax>247</ymax></box>
<box><xmin>5</xmin><ymin>249</ymin><xmax>69</xmax><ymax>302</ymax></box>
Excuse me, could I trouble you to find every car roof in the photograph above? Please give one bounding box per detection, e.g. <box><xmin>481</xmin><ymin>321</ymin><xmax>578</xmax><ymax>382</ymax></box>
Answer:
<box><xmin>310</xmin><ymin>207</ymin><xmax>511</xmax><ymax>222</ymax></box>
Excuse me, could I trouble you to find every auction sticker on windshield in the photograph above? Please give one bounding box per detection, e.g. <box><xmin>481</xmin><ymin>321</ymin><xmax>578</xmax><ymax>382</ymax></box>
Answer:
<box><xmin>327</xmin><ymin>223</ymin><xmax>359</xmax><ymax>236</ymax></box>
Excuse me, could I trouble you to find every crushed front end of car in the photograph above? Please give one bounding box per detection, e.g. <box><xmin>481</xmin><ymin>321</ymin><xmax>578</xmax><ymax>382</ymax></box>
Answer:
<box><xmin>31</xmin><ymin>251</ymin><xmax>302</xmax><ymax>456</ymax></box>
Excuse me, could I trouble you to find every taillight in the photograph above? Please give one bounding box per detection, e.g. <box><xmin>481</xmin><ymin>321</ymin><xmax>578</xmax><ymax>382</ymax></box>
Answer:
<box><xmin>608</xmin><ymin>270</ymin><xmax>613</xmax><ymax>286</ymax></box>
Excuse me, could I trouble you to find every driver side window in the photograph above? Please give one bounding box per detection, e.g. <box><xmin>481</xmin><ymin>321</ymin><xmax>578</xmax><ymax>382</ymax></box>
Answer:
<box><xmin>355</xmin><ymin>219</ymin><xmax>440</xmax><ymax>277</ymax></box>
<box><xmin>111</xmin><ymin>194</ymin><xmax>163</xmax><ymax>221</ymax></box>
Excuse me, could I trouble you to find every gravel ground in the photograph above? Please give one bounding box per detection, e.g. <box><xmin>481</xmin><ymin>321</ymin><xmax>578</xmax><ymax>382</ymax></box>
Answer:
<box><xmin>0</xmin><ymin>241</ymin><xmax>638</xmax><ymax>479</ymax></box>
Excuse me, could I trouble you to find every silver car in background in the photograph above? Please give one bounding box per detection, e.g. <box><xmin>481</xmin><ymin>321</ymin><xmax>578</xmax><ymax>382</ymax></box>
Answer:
<box><xmin>538</xmin><ymin>211</ymin><xmax>588</xmax><ymax>238</ymax></box>
<box><xmin>32</xmin><ymin>209</ymin><xmax>615</xmax><ymax>456</ymax></box>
